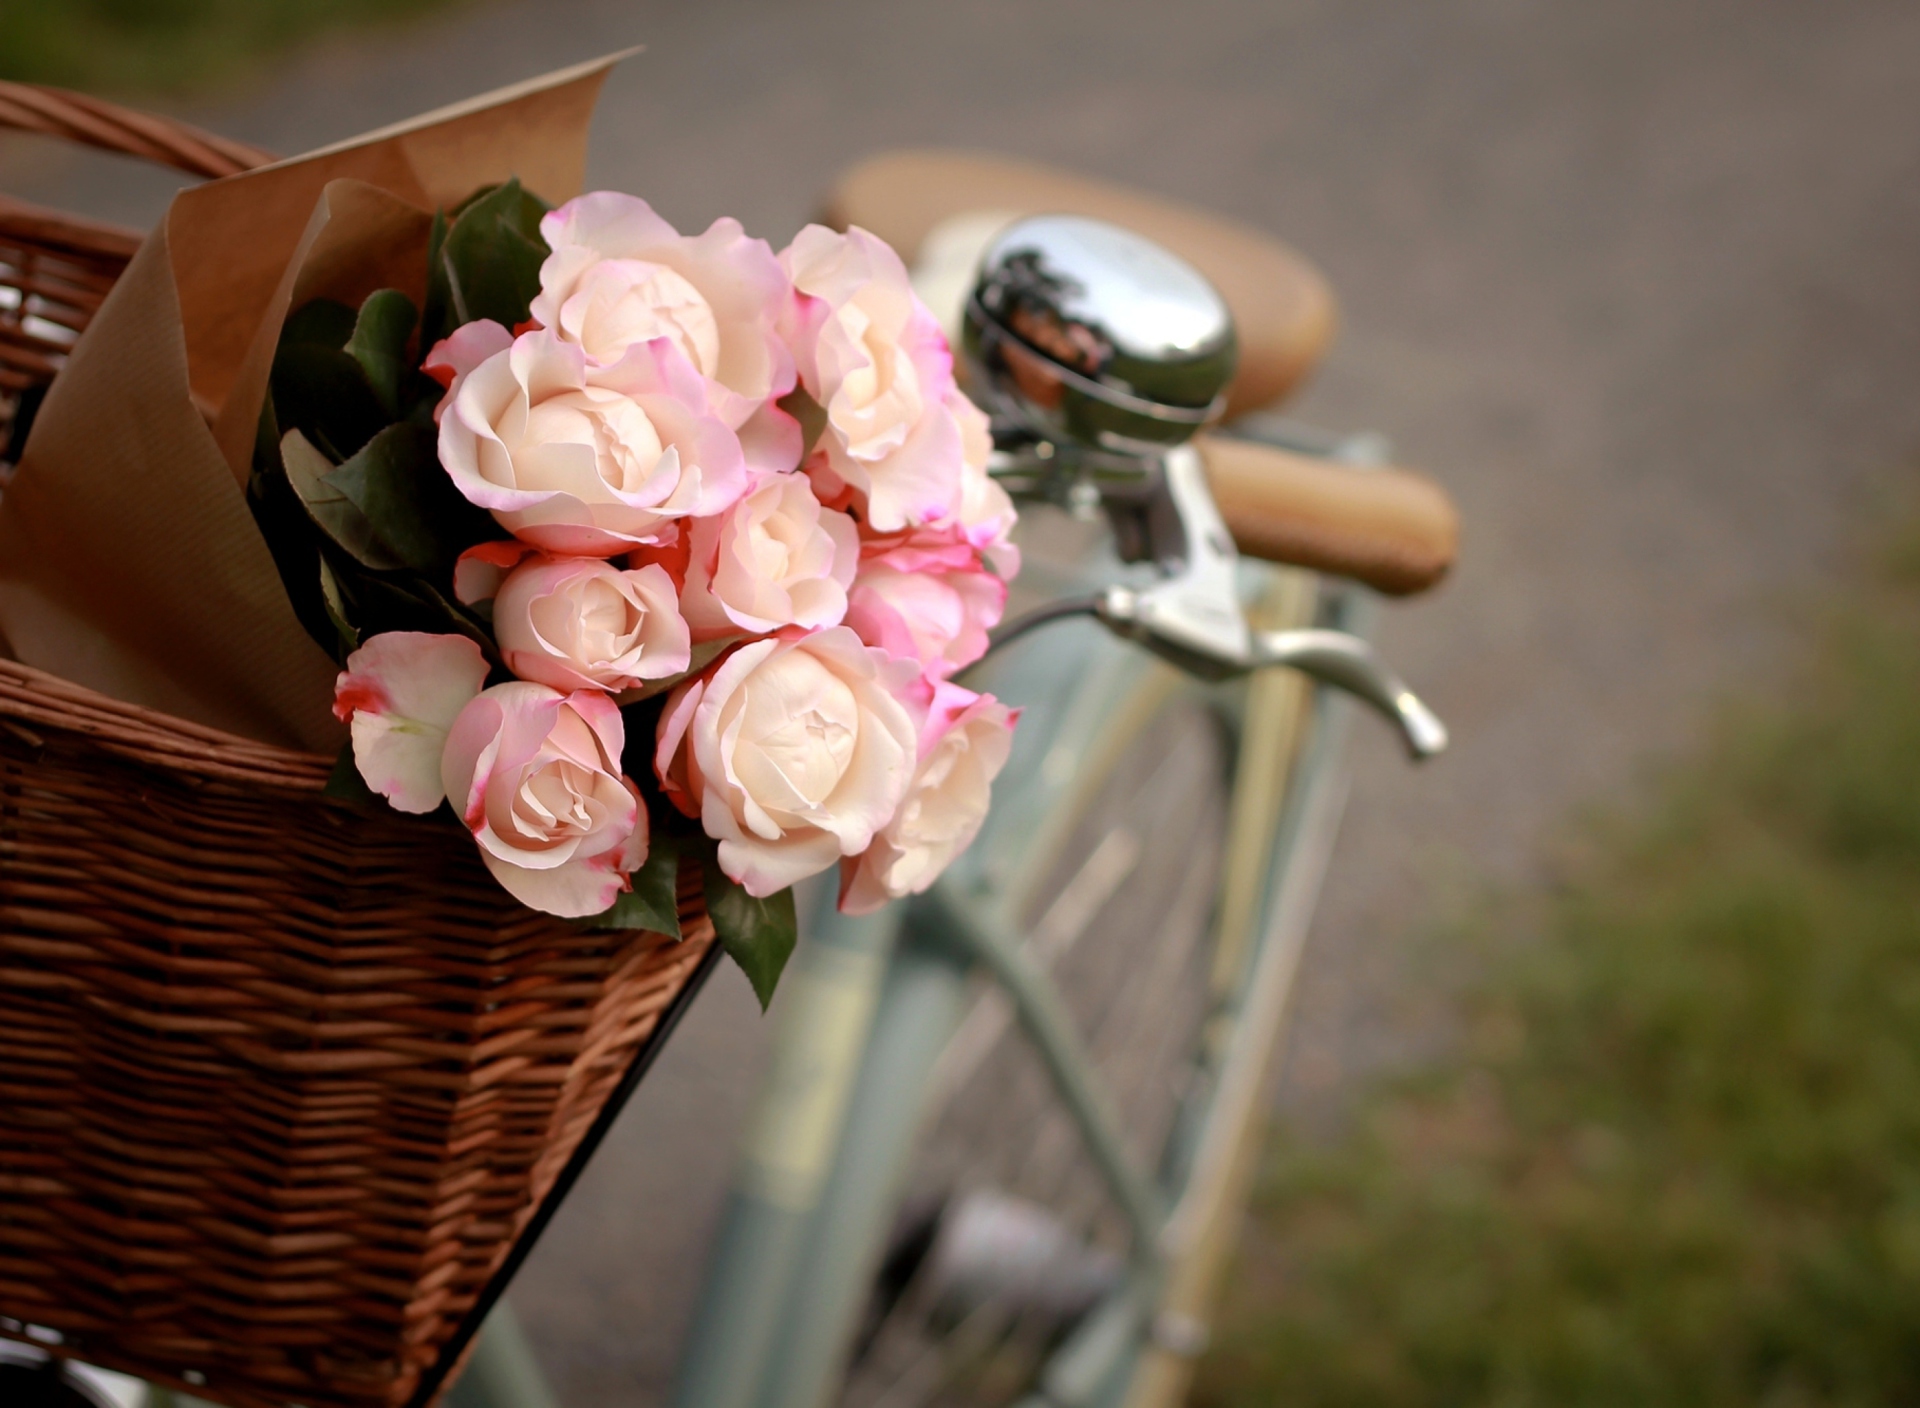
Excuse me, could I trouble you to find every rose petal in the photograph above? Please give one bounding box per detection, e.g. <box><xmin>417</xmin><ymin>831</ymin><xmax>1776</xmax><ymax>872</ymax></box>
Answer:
<box><xmin>453</xmin><ymin>539</ymin><xmax>538</xmax><ymax>605</ymax></box>
<box><xmin>535</xmin><ymin>192</ymin><xmax>797</xmax><ymax>429</ymax></box>
<box><xmin>335</xmin><ymin>632</ymin><xmax>489</xmax><ymax>814</ymax></box>
<box><xmin>780</xmin><ymin>225</ymin><xmax>967</xmax><ymax>531</ymax></box>
<box><xmin>425</xmin><ymin>320</ymin><xmax>515</xmax><ymax>416</ymax></box>
<box><xmin>481</xmin><ymin>847</ymin><xmax>633</xmax><ymax>919</ymax></box>
<box><xmin>436</xmin><ymin>328</ymin><xmax>750</xmax><ymax>555</ymax></box>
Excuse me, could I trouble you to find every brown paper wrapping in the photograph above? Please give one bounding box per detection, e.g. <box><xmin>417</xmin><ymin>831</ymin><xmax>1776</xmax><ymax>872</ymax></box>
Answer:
<box><xmin>0</xmin><ymin>53</ymin><xmax>629</xmax><ymax>752</ymax></box>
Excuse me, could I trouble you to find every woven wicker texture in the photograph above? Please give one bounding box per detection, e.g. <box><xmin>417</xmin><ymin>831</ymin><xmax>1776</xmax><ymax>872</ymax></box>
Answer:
<box><xmin>0</xmin><ymin>82</ymin><xmax>271</xmax><ymax>452</ymax></box>
<box><xmin>0</xmin><ymin>89</ymin><xmax>716</xmax><ymax>1408</ymax></box>
<box><xmin>0</xmin><ymin>195</ymin><xmax>135</xmax><ymax>442</ymax></box>
<box><xmin>0</xmin><ymin>659</ymin><xmax>715</xmax><ymax>1408</ymax></box>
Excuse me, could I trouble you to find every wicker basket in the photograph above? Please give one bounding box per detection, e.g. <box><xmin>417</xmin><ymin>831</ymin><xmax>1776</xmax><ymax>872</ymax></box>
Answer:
<box><xmin>0</xmin><ymin>84</ymin><xmax>718</xmax><ymax>1408</ymax></box>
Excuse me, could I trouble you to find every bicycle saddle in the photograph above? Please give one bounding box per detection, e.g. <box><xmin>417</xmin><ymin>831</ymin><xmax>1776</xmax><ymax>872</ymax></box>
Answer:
<box><xmin>820</xmin><ymin>149</ymin><xmax>1336</xmax><ymax>415</ymax></box>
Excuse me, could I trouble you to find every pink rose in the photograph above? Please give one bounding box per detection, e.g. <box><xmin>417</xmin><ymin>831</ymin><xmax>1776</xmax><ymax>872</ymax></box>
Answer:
<box><xmin>442</xmin><ymin>682</ymin><xmax>647</xmax><ymax>918</ymax></box>
<box><xmin>429</xmin><ymin>323</ymin><xmax>748</xmax><ymax>555</ymax></box>
<box><xmin>845</xmin><ymin>528</ymin><xmax>1007</xmax><ymax>677</ymax></box>
<box><xmin>840</xmin><ymin>683</ymin><xmax>1017</xmax><ymax>914</ymax></box>
<box><xmin>781</xmin><ymin>224</ymin><xmax>968</xmax><ymax>532</ymax></box>
<box><xmin>333</xmin><ymin>631</ymin><xmax>491</xmax><ymax>814</ymax></box>
<box><xmin>655</xmin><ymin>627</ymin><xmax>923</xmax><ymax>896</ymax></box>
<box><xmin>534</xmin><ymin>193</ymin><xmax>798</xmax><ymax>432</ymax></box>
<box><xmin>493</xmin><ymin>553</ymin><xmax>691</xmax><ymax>691</ymax></box>
<box><xmin>945</xmin><ymin>386</ymin><xmax>1020</xmax><ymax>577</ymax></box>
<box><xmin>332</xmin><ymin>632</ymin><xmax>648</xmax><ymax>917</ymax></box>
<box><xmin>680</xmin><ymin>471</ymin><xmax>859</xmax><ymax>640</ymax></box>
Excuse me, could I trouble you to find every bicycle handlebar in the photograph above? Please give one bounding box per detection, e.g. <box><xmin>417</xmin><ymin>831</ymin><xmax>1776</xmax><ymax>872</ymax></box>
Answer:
<box><xmin>1198</xmin><ymin>434</ymin><xmax>1459</xmax><ymax>596</ymax></box>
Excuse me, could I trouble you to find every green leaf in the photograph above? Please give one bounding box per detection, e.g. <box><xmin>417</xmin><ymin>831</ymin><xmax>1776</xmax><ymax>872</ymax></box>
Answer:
<box><xmin>318</xmin><ymin>560</ymin><xmax>500</xmax><ymax>666</ymax></box>
<box><xmin>252</xmin><ymin>327</ymin><xmax>488</xmax><ymax>668</ymax></box>
<box><xmin>271</xmin><ymin>339</ymin><xmax>388</xmax><ymax>462</ymax></box>
<box><xmin>344</xmin><ymin>289</ymin><xmax>418</xmax><ymax>420</ymax></box>
<box><xmin>421</xmin><ymin>205</ymin><xmax>451</xmax><ymax>353</ymax></box>
<box><xmin>321</xmin><ymin>421</ymin><xmax>494</xmax><ymax>575</ymax></box>
<box><xmin>410</xmin><ymin>577</ymin><xmax>501</xmax><ymax>656</ymax></box>
<box><xmin>702</xmin><ymin>846</ymin><xmax>798</xmax><ymax>1010</ymax></box>
<box><xmin>317</xmin><ymin>555</ymin><xmax>359</xmax><ymax>655</ymax></box>
<box><xmin>282</xmin><ymin>427</ymin><xmax>407</xmax><ymax>571</ymax></box>
<box><xmin>426</xmin><ymin>178</ymin><xmax>551</xmax><ymax>347</ymax></box>
<box><xmin>577</xmin><ymin>836</ymin><xmax>682</xmax><ymax>937</ymax></box>
<box><xmin>322</xmin><ymin>742</ymin><xmax>381</xmax><ymax>812</ymax></box>
<box><xmin>283</xmin><ymin>422</ymin><xmax>496</xmax><ymax>581</ymax></box>
<box><xmin>280</xmin><ymin>297</ymin><xmax>357</xmax><ymax>350</ymax></box>
<box><xmin>247</xmin><ymin>420</ymin><xmax>346</xmax><ymax>664</ymax></box>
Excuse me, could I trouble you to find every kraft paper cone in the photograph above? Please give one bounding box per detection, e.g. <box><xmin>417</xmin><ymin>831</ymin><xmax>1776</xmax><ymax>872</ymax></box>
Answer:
<box><xmin>214</xmin><ymin>180</ymin><xmax>436</xmax><ymax>481</ymax></box>
<box><xmin>0</xmin><ymin>53</ymin><xmax>629</xmax><ymax>753</ymax></box>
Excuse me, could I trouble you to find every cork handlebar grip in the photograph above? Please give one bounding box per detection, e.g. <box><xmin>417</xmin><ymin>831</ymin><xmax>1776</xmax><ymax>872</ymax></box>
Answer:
<box><xmin>1198</xmin><ymin>434</ymin><xmax>1459</xmax><ymax>596</ymax></box>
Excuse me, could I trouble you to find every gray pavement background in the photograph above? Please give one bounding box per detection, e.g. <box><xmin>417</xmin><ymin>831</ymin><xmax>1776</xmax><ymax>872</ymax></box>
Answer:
<box><xmin>8</xmin><ymin>1</ymin><xmax>1920</xmax><ymax>1399</ymax></box>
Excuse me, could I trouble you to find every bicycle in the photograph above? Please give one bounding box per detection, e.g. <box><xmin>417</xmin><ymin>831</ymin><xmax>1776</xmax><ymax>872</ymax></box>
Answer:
<box><xmin>447</xmin><ymin>152</ymin><xmax>1457</xmax><ymax>1408</ymax></box>
<box><xmin>14</xmin><ymin>149</ymin><xmax>1453</xmax><ymax>1408</ymax></box>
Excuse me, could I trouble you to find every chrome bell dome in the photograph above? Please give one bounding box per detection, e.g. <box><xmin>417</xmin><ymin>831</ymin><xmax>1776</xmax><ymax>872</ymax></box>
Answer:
<box><xmin>962</xmin><ymin>214</ymin><xmax>1237</xmax><ymax>450</ymax></box>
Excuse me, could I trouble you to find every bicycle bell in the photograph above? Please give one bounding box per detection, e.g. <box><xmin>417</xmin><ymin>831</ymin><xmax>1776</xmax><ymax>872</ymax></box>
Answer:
<box><xmin>962</xmin><ymin>214</ymin><xmax>1237</xmax><ymax>451</ymax></box>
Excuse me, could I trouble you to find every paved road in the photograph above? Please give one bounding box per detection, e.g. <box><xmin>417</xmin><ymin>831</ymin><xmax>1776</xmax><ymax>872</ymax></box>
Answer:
<box><xmin>8</xmin><ymin>1</ymin><xmax>1920</xmax><ymax>1399</ymax></box>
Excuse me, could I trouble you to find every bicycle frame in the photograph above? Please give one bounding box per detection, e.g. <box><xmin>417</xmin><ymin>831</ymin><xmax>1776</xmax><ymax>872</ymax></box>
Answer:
<box><xmin>662</xmin><ymin>434</ymin><xmax>1381</xmax><ymax>1408</ymax></box>
<box><xmin>431</xmin><ymin>423</ymin><xmax>1395</xmax><ymax>1408</ymax></box>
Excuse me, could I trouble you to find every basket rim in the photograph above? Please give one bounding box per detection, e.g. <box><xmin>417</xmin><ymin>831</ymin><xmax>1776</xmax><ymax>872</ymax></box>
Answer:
<box><xmin>0</xmin><ymin>191</ymin><xmax>143</xmax><ymax>262</ymax></box>
<box><xmin>0</xmin><ymin>79</ymin><xmax>276</xmax><ymax>180</ymax></box>
<box><xmin>0</xmin><ymin>656</ymin><xmax>331</xmax><ymax>789</ymax></box>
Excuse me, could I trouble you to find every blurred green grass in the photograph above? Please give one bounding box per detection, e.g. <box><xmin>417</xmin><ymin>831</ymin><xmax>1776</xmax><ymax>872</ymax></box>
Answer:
<box><xmin>1196</xmin><ymin>499</ymin><xmax>1920</xmax><ymax>1406</ymax></box>
<box><xmin>0</xmin><ymin>0</ymin><xmax>468</xmax><ymax>96</ymax></box>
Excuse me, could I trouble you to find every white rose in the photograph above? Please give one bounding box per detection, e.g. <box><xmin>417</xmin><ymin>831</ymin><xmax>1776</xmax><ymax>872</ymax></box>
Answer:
<box><xmin>655</xmin><ymin>627</ymin><xmax>923</xmax><ymax>896</ymax></box>
<box><xmin>840</xmin><ymin>684</ymin><xmax>1017</xmax><ymax>914</ymax></box>
<box><xmin>680</xmin><ymin>471</ymin><xmax>859</xmax><ymax>639</ymax></box>
<box><xmin>534</xmin><ymin>192</ymin><xmax>797</xmax><ymax>431</ymax></box>
<box><xmin>781</xmin><ymin>224</ymin><xmax>967</xmax><ymax>532</ymax></box>
<box><xmin>494</xmin><ymin>554</ymin><xmax>690</xmax><ymax>691</ymax></box>
<box><xmin>429</xmin><ymin>322</ymin><xmax>748</xmax><ymax>555</ymax></box>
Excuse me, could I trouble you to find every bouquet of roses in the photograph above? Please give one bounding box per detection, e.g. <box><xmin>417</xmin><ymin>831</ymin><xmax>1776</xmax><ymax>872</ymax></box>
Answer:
<box><xmin>249</xmin><ymin>180</ymin><xmax>1019</xmax><ymax>1000</ymax></box>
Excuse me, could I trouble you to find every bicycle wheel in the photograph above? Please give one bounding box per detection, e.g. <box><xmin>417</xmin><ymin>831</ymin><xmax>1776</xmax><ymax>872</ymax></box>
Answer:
<box><xmin>840</xmin><ymin>682</ymin><xmax>1235</xmax><ymax>1408</ymax></box>
<box><xmin>824</xmin><ymin>543</ymin><xmax>1332</xmax><ymax>1408</ymax></box>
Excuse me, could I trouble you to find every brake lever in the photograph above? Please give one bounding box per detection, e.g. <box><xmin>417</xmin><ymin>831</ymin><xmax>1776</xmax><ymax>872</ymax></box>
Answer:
<box><xmin>1249</xmin><ymin>628</ymin><xmax>1447</xmax><ymax>760</ymax></box>
<box><xmin>1094</xmin><ymin>443</ymin><xmax>1251</xmax><ymax>673</ymax></box>
<box><xmin>987</xmin><ymin>443</ymin><xmax>1448</xmax><ymax>761</ymax></box>
<box><xmin>1093</xmin><ymin>592</ymin><xmax>1447</xmax><ymax>761</ymax></box>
